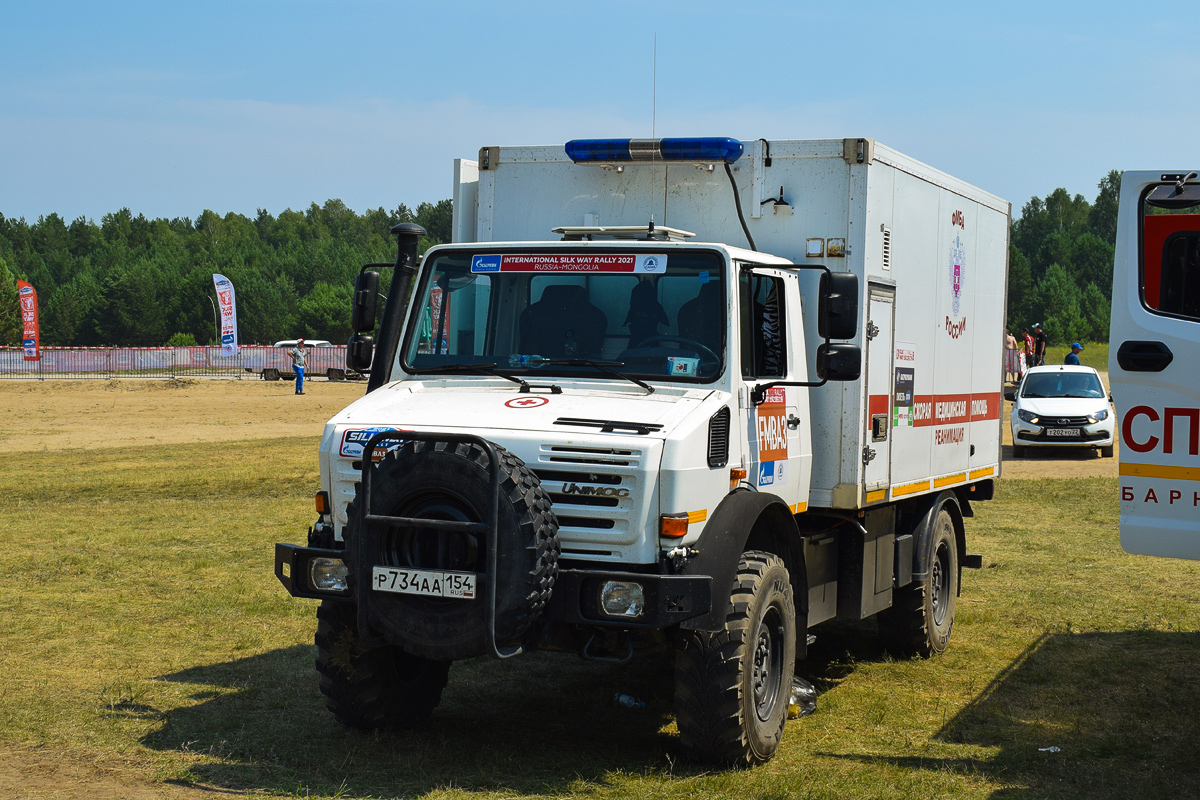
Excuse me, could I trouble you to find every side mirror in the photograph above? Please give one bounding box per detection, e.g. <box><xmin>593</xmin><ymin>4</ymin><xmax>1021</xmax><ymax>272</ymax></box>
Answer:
<box><xmin>351</xmin><ymin>271</ymin><xmax>380</xmax><ymax>333</ymax></box>
<box><xmin>347</xmin><ymin>334</ymin><xmax>375</xmax><ymax>372</ymax></box>
<box><xmin>818</xmin><ymin>272</ymin><xmax>859</xmax><ymax>340</ymax></box>
<box><xmin>1004</xmin><ymin>390</ymin><xmax>1016</xmax><ymax>402</ymax></box>
<box><xmin>816</xmin><ymin>342</ymin><xmax>861</xmax><ymax>382</ymax></box>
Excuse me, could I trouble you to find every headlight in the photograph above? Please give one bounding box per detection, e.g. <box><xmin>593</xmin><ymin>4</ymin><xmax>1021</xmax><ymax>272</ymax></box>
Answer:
<box><xmin>600</xmin><ymin>581</ymin><xmax>645</xmax><ymax>618</ymax></box>
<box><xmin>309</xmin><ymin>557</ymin><xmax>349</xmax><ymax>592</ymax></box>
<box><xmin>1089</xmin><ymin>409</ymin><xmax>1109</xmax><ymax>423</ymax></box>
<box><xmin>1017</xmin><ymin>409</ymin><xmax>1040</xmax><ymax>424</ymax></box>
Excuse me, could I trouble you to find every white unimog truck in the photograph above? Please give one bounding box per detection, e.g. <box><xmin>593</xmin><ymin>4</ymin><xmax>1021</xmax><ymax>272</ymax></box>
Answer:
<box><xmin>1109</xmin><ymin>170</ymin><xmax>1200</xmax><ymax>560</ymax></box>
<box><xmin>275</xmin><ymin>136</ymin><xmax>1009</xmax><ymax>765</ymax></box>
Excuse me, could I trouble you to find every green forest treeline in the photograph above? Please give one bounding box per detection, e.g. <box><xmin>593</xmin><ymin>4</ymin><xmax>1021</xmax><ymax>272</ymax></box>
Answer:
<box><xmin>0</xmin><ymin>173</ymin><xmax>1120</xmax><ymax>348</ymax></box>
<box><xmin>0</xmin><ymin>200</ymin><xmax>450</xmax><ymax>347</ymax></box>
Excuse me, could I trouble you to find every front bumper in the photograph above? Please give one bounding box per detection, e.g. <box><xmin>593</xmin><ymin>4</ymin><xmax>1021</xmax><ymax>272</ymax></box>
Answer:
<box><xmin>275</xmin><ymin>543</ymin><xmax>712</xmax><ymax>630</ymax></box>
<box><xmin>1012</xmin><ymin>421</ymin><xmax>1115</xmax><ymax>447</ymax></box>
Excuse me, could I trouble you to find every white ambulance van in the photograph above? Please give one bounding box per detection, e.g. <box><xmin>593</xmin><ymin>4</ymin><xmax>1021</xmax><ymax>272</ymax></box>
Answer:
<box><xmin>1109</xmin><ymin>170</ymin><xmax>1200</xmax><ymax>560</ymax></box>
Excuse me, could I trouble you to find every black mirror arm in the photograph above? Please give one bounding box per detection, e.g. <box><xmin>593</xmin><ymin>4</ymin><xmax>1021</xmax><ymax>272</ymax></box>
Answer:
<box><xmin>750</xmin><ymin>377</ymin><xmax>828</xmax><ymax>405</ymax></box>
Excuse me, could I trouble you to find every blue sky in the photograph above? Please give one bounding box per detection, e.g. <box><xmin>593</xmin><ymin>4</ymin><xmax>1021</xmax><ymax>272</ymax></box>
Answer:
<box><xmin>3</xmin><ymin>0</ymin><xmax>1197</xmax><ymax>223</ymax></box>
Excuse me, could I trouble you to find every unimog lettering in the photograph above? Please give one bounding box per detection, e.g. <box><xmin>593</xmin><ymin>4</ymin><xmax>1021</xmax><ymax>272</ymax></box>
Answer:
<box><xmin>561</xmin><ymin>483</ymin><xmax>629</xmax><ymax>498</ymax></box>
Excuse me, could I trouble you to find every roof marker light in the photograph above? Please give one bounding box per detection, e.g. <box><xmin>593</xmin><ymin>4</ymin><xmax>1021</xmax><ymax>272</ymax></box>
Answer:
<box><xmin>565</xmin><ymin>137</ymin><xmax>744</xmax><ymax>165</ymax></box>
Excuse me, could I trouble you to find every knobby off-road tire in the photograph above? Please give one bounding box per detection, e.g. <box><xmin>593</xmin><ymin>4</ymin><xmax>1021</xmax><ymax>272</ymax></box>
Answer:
<box><xmin>674</xmin><ymin>551</ymin><xmax>796</xmax><ymax>766</ymax></box>
<box><xmin>315</xmin><ymin>599</ymin><xmax>450</xmax><ymax>730</ymax></box>
<box><xmin>349</xmin><ymin>440</ymin><xmax>559</xmax><ymax>660</ymax></box>
<box><xmin>880</xmin><ymin>505</ymin><xmax>959</xmax><ymax>658</ymax></box>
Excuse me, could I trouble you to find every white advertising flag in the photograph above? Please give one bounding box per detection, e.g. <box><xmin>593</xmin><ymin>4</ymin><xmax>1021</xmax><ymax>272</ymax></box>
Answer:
<box><xmin>212</xmin><ymin>274</ymin><xmax>238</xmax><ymax>356</ymax></box>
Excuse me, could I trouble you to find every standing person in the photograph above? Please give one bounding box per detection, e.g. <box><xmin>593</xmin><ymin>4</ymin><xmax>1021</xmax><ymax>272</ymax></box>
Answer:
<box><xmin>290</xmin><ymin>339</ymin><xmax>307</xmax><ymax>395</ymax></box>
<box><xmin>1064</xmin><ymin>342</ymin><xmax>1083</xmax><ymax>365</ymax></box>
<box><xmin>1021</xmin><ymin>327</ymin><xmax>1034</xmax><ymax>377</ymax></box>
<box><xmin>1032</xmin><ymin>323</ymin><xmax>1047</xmax><ymax>367</ymax></box>
<box><xmin>1005</xmin><ymin>330</ymin><xmax>1018</xmax><ymax>382</ymax></box>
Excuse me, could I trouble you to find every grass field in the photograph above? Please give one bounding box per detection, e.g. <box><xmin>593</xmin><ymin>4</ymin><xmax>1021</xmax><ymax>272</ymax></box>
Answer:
<box><xmin>1040</xmin><ymin>342</ymin><xmax>1109</xmax><ymax>371</ymax></box>
<box><xmin>2</xmin><ymin>383</ymin><xmax>1199</xmax><ymax>799</ymax></box>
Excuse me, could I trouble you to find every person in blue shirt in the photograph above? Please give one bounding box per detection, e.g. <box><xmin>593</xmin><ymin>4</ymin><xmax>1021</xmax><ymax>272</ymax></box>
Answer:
<box><xmin>290</xmin><ymin>339</ymin><xmax>307</xmax><ymax>394</ymax></box>
<box><xmin>1064</xmin><ymin>342</ymin><xmax>1083</xmax><ymax>365</ymax></box>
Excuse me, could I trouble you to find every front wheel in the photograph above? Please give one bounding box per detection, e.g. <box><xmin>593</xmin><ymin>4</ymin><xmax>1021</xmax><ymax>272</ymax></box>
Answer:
<box><xmin>1100</xmin><ymin>445</ymin><xmax>1114</xmax><ymax>458</ymax></box>
<box><xmin>675</xmin><ymin>551</ymin><xmax>796</xmax><ymax>766</ymax></box>
<box><xmin>314</xmin><ymin>600</ymin><xmax>450</xmax><ymax>730</ymax></box>
<box><xmin>880</xmin><ymin>505</ymin><xmax>959</xmax><ymax>658</ymax></box>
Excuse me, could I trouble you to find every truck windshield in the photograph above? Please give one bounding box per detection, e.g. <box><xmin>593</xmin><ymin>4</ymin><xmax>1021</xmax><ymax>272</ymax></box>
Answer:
<box><xmin>400</xmin><ymin>249</ymin><xmax>727</xmax><ymax>382</ymax></box>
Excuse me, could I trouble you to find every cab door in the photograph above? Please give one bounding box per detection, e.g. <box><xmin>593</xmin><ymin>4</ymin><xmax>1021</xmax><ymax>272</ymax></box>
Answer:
<box><xmin>1110</xmin><ymin>172</ymin><xmax>1200</xmax><ymax>560</ymax></box>
<box><xmin>739</xmin><ymin>267</ymin><xmax>811</xmax><ymax>512</ymax></box>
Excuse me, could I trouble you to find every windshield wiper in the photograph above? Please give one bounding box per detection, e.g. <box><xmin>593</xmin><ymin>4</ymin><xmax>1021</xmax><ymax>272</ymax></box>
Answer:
<box><xmin>539</xmin><ymin>359</ymin><xmax>655</xmax><ymax>395</ymax></box>
<box><xmin>412</xmin><ymin>362</ymin><xmax>531</xmax><ymax>392</ymax></box>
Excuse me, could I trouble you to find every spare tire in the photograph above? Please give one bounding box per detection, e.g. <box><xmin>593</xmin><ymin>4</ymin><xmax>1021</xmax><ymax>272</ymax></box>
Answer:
<box><xmin>348</xmin><ymin>440</ymin><xmax>559</xmax><ymax>660</ymax></box>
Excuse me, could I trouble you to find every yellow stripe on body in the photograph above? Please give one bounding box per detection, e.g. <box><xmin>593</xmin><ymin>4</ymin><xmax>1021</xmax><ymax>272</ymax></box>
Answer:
<box><xmin>891</xmin><ymin>480</ymin><xmax>931</xmax><ymax>497</ymax></box>
<box><xmin>934</xmin><ymin>473</ymin><xmax>967</xmax><ymax>488</ymax></box>
<box><xmin>1119</xmin><ymin>462</ymin><xmax>1200</xmax><ymax>482</ymax></box>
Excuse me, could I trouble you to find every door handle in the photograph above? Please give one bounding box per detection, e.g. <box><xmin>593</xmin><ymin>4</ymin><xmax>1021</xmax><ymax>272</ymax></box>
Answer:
<box><xmin>1116</xmin><ymin>341</ymin><xmax>1174</xmax><ymax>372</ymax></box>
<box><xmin>787</xmin><ymin>414</ymin><xmax>801</xmax><ymax>429</ymax></box>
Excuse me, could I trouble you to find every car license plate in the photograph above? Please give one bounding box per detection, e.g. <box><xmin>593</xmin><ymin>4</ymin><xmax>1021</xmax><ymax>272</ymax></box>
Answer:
<box><xmin>1046</xmin><ymin>428</ymin><xmax>1080</xmax><ymax>437</ymax></box>
<box><xmin>372</xmin><ymin>567</ymin><xmax>476</xmax><ymax>599</ymax></box>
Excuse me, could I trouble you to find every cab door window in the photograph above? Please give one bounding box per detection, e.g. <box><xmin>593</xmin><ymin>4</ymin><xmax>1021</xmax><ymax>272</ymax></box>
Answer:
<box><xmin>740</xmin><ymin>272</ymin><xmax>787</xmax><ymax>378</ymax></box>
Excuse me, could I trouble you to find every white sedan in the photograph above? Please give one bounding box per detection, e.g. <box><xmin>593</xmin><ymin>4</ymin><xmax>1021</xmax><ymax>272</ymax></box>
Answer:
<box><xmin>1006</xmin><ymin>365</ymin><xmax>1115</xmax><ymax>458</ymax></box>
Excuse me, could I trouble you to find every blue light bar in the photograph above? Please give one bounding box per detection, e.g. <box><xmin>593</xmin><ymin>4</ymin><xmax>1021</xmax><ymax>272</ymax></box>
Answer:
<box><xmin>565</xmin><ymin>137</ymin><xmax>744</xmax><ymax>165</ymax></box>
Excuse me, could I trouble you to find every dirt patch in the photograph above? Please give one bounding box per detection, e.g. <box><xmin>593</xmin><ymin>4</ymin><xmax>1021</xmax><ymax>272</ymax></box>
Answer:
<box><xmin>0</xmin><ymin>377</ymin><xmax>1119</xmax><ymax>481</ymax></box>
<box><xmin>0</xmin><ymin>377</ymin><xmax>366</xmax><ymax>453</ymax></box>
<box><xmin>0</xmin><ymin>747</ymin><xmax>233</xmax><ymax>799</ymax></box>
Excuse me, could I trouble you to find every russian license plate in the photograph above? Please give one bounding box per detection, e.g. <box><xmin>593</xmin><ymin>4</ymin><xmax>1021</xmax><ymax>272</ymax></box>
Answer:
<box><xmin>1046</xmin><ymin>428</ymin><xmax>1080</xmax><ymax>437</ymax></box>
<box><xmin>372</xmin><ymin>567</ymin><xmax>476</xmax><ymax>599</ymax></box>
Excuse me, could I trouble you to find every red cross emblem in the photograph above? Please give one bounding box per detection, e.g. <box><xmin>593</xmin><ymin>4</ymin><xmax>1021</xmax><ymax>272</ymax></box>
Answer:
<box><xmin>505</xmin><ymin>396</ymin><xmax>549</xmax><ymax>408</ymax></box>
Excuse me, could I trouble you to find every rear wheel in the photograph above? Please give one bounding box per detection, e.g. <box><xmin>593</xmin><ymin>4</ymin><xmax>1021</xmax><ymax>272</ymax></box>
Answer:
<box><xmin>328</xmin><ymin>368</ymin><xmax>345</xmax><ymax>381</ymax></box>
<box><xmin>263</xmin><ymin>368</ymin><xmax>280</xmax><ymax>381</ymax></box>
<box><xmin>675</xmin><ymin>551</ymin><xmax>796</xmax><ymax>766</ymax></box>
<box><xmin>314</xmin><ymin>599</ymin><xmax>450</xmax><ymax>729</ymax></box>
<box><xmin>880</xmin><ymin>505</ymin><xmax>959</xmax><ymax>658</ymax></box>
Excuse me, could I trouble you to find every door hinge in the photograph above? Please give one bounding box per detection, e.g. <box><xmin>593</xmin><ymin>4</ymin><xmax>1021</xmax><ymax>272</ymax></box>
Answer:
<box><xmin>862</xmin><ymin>446</ymin><xmax>877</xmax><ymax>464</ymax></box>
<box><xmin>866</xmin><ymin>320</ymin><xmax>880</xmax><ymax>341</ymax></box>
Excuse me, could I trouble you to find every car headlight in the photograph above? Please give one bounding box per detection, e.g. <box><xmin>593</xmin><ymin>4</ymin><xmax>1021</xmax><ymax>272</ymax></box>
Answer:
<box><xmin>1017</xmin><ymin>409</ymin><xmax>1039</xmax><ymax>424</ymax></box>
<box><xmin>1088</xmin><ymin>409</ymin><xmax>1109</xmax><ymax>423</ymax></box>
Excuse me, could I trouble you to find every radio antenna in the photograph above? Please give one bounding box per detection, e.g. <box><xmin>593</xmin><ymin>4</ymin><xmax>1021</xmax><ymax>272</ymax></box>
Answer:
<box><xmin>652</xmin><ymin>33</ymin><xmax>657</xmax><ymax>138</ymax></box>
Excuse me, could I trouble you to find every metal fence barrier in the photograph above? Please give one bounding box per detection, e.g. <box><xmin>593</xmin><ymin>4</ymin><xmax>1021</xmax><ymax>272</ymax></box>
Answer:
<box><xmin>0</xmin><ymin>345</ymin><xmax>351</xmax><ymax>381</ymax></box>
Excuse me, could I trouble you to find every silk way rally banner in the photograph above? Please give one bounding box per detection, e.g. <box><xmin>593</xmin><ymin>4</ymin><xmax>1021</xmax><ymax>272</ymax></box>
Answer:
<box><xmin>212</xmin><ymin>274</ymin><xmax>238</xmax><ymax>356</ymax></box>
<box><xmin>17</xmin><ymin>280</ymin><xmax>39</xmax><ymax>361</ymax></box>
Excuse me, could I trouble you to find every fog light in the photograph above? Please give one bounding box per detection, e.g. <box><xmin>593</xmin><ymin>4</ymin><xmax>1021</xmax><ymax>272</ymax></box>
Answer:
<box><xmin>310</xmin><ymin>557</ymin><xmax>349</xmax><ymax>592</ymax></box>
<box><xmin>600</xmin><ymin>581</ymin><xmax>644</xmax><ymax>618</ymax></box>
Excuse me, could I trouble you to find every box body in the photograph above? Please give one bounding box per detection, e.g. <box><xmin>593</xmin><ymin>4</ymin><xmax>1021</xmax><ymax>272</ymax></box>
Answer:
<box><xmin>452</xmin><ymin>138</ymin><xmax>1009</xmax><ymax>509</ymax></box>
